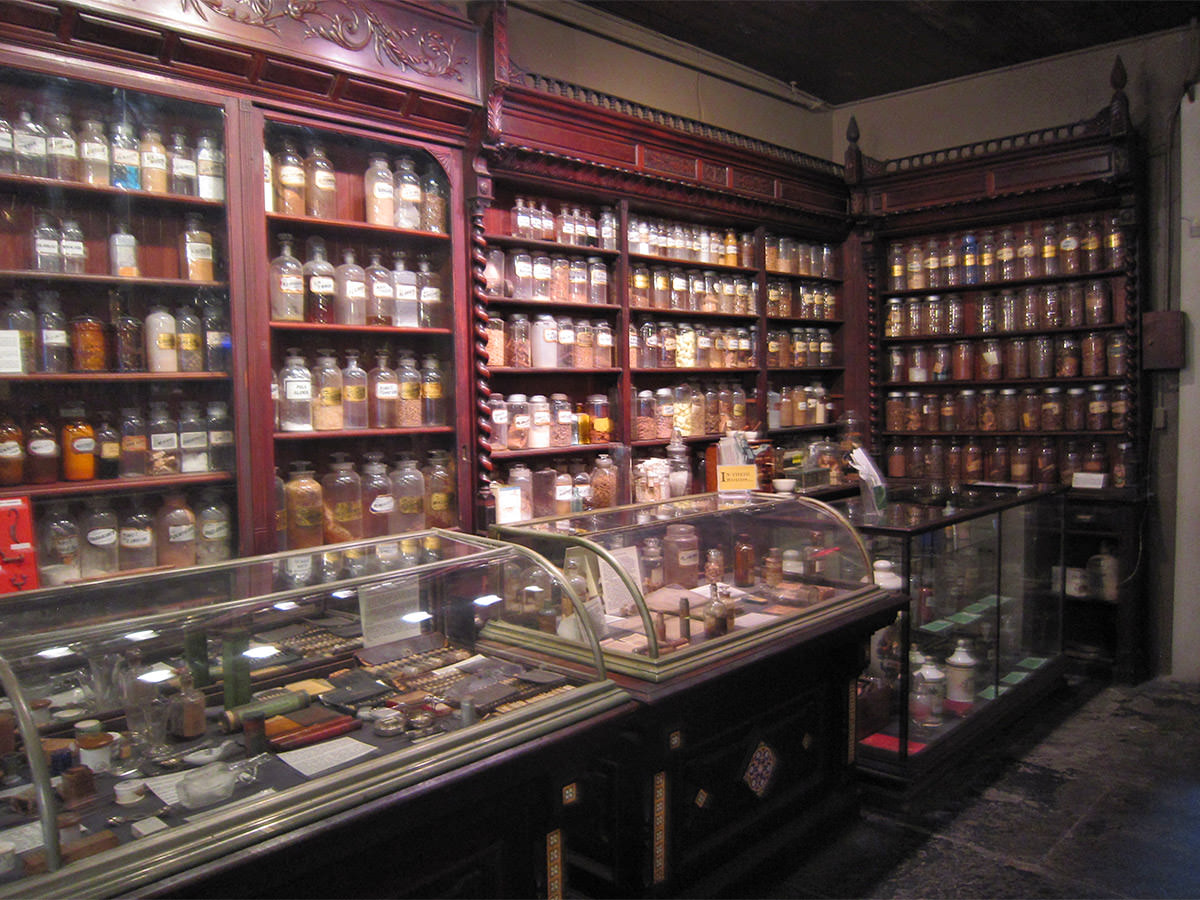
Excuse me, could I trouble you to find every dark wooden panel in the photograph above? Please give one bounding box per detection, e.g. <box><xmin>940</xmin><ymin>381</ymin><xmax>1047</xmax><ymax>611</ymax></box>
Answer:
<box><xmin>1142</xmin><ymin>310</ymin><xmax>1185</xmax><ymax>370</ymax></box>
<box><xmin>699</xmin><ymin>161</ymin><xmax>728</xmax><ymax>188</ymax></box>
<box><xmin>71</xmin><ymin>12</ymin><xmax>164</xmax><ymax>60</ymax></box>
<box><xmin>641</xmin><ymin>146</ymin><xmax>697</xmax><ymax>180</ymax></box>
<box><xmin>869</xmin><ymin>170</ymin><xmax>990</xmax><ymax>214</ymax></box>
<box><xmin>992</xmin><ymin>147</ymin><xmax>1116</xmax><ymax>194</ymax></box>
<box><xmin>409</xmin><ymin>93</ymin><xmax>475</xmax><ymax>130</ymax></box>
<box><xmin>501</xmin><ymin>109</ymin><xmax>640</xmax><ymax>169</ymax></box>
<box><xmin>258</xmin><ymin>56</ymin><xmax>335</xmax><ymax>97</ymax></box>
<box><xmin>172</xmin><ymin>36</ymin><xmax>256</xmax><ymax>81</ymax></box>
<box><xmin>338</xmin><ymin>76</ymin><xmax>410</xmax><ymax>116</ymax></box>
<box><xmin>730</xmin><ymin>168</ymin><xmax>774</xmax><ymax>198</ymax></box>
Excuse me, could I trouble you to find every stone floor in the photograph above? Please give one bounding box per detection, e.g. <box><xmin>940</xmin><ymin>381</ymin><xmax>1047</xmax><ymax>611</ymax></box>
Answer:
<box><xmin>731</xmin><ymin>677</ymin><xmax>1200</xmax><ymax>900</ymax></box>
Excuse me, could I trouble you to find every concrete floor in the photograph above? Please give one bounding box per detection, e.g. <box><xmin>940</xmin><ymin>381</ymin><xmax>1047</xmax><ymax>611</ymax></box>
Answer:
<box><xmin>734</xmin><ymin>677</ymin><xmax>1200</xmax><ymax>900</ymax></box>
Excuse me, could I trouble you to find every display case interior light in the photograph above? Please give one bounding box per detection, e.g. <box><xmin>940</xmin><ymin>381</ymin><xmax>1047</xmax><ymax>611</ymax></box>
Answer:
<box><xmin>473</xmin><ymin>594</ymin><xmax>503</xmax><ymax>607</ymax></box>
<box><xmin>36</xmin><ymin>646</ymin><xmax>74</xmax><ymax>659</ymax></box>
<box><xmin>330</xmin><ymin>589</ymin><xmax>355</xmax><ymax>600</ymax></box>
<box><xmin>124</xmin><ymin>630</ymin><xmax>159</xmax><ymax>642</ymax></box>
<box><xmin>244</xmin><ymin>645</ymin><xmax>281</xmax><ymax>659</ymax></box>
<box><xmin>401</xmin><ymin>611</ymin><xmax>433</xmax><ymax>624</ymax></box>
<box><xmin>273</xmin><ymin>600</ymin><xmax>300</xmax><ymax>611</ymax></box>
<box><xmin>137</xmin><ymin>668</ymin><xmax>175</xmax><ymax>684</ymax></box>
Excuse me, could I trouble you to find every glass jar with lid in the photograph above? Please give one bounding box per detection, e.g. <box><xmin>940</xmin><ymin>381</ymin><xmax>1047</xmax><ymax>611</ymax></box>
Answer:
<box><xmin>1065</xmin><ymin>387</ymin><xmax>1088</xmax><ymax>431</ymax></box>
<box><xmin>663</xmin><ymin>523</ymin><xmax>700</xmax><ymax>588</ymax></box>
<box><xmin>589</xmin><ymin>453</ymin><xmax>617</xmax><ymax>508</ymax></box>
<box><xmin>925</xmin><ymin>296</ymin><xmax>947</xmax><ymax>336</ymax></box>
<box><xmin>1041</xmin><ymin>387</ymin><xmax>1065</xmax><ymax>431</ymax></box>
<box><xmin>976</xmin><ymin>339</ymin><xmax>1002</xmax><ymax>380</ymax></box>
<box><xmin>574</xmin><ymin>319</ymin><xmax>595</xmax><ymax>368</ymax></box>
<box><xmin>1020</xmin><ymin>388</ymin><xmax>1040</xmax><ymax>432</ymax></box>
<box><xmin>886</xmin><ymin>392</ymin><xmax>906</xmax><ymax>433</ymax></box>
<box><xmin>548</xmin><ymin>257</ymin><xmax>569</xmax><ymax>304</ymax></box>
<box><xmin>594</xmin><ymin>320</ymin><xmax>613</xmax><ymax>367</ymax></box>
<box><xmin>1085</xmin><ymin>280</ymin><xmax>1111</xmax><ymax>325</ymax></box>
<box><xmin>977</xmin><ymin>294</ymin><xmax>997</xmax><ymax>333</ymax></box>
<box><xmin>630</xmin><ymin>264</ymin><xmax>651</xmax><ymax>308</ymax></box>
<box><xmin>506</xmin><ymin>393</ymin><xmax>530</xmax><ymax>450</ymax></box>
<box><xmin>957</xmin><ymin>389</ymin><xmax>978</xmax><ymax>431</ymax></box>
<box><xmin>978</xmin><ymin>389</ymin><xmax>999</xmax><ymax>432</ymax></box>
<box><xmin>549</xmin><ymin>393</ymin><xmax>573</xmax><ymax>447</ymax></box>
<box><xmin>658</xmin><ymin>321</ymin><xmax>678</xmax><ymax>368</ymax></box>
<box><xmin>1055</xmin><ymin>335</ymin><xmax>1081</xmax><ymax>377</ymax></box>
<box><xmin>588</xmin><ymin>394</ymin><xmax>612</xmax><ymax>443</ymax></box>
<box><xmin>1080</xmin><ymin>331</ymin><xmax>1105</xmax><ymax>377</ymax></box>
<box><xmin>950</xmin><ymin>341</ymin><xmax>973</xmax><ymax>381</ymax></box>
<box><xmin>1086</xmin><ymin>384</ymin><xmax>1110</xmax><ymax>431</ymax></box>
<box><xmin>1083</xmin><ymin>441</ymin><xmax>1107</xmax><ymax>474</ymax></box>
<box><xmin>1003</xmin><ymin>337</ymin><xmax>1028</xmax><ymax>379</ymax></box>
<box><xmin>653</xmin><ymin>387</ymin><xmax>675</xmax><ymax>440</ymax></box>
<box><xmin>531</xmin><ymin>314</ymin><xmax>557</xmax><ymax>368</ymax></box>
<box><xmin>528</xmin><ymin>394</ymin><xmax>551</xmax><ymax>449</ymax></box>
<box><xmin>1063</xmin><ymin>282</ymin><xmax>1085</xmax><ymax>327</ymax></box>
<box><xmin>506</xmin><ymin>313</ymin><xmax>531</xmax><ymax>368</ymax></box>
<box><xmin>587</xmin><ymin>257</ymin><xmax>609</xmax><ymax>304</ymax></box>
<box><xmin>676</xmin><ymin>323</ymin><xmax>696</xmax><ymax>368</ymax></box>
<box><xmin>1041</xmin><ymin>285</ymin><xmax>1062</xmax><ymax>329</ymax></box>
<box><xmin>1037</xmin><ymin>439</ymin><xmax>1058</xmax><ymax>485</ymax></box>
<box><xmin>1019</xmin><ymin>287</ymin><xmax>1040</xmax><ymax>331</ymax></box>
<box><xmin>487</xmin><ymin>393</ymin><xmax>509</xmax><ymax>450</ymax></box>
<box><xmin>997</xmin><ymin>389</ymin><xmax>1020</xmax><ymax>432</ymax></box>
<box><xmin>1107</xmin><ymin>332</ymin><xmax>1128</xmax><ymax>376</ymax></box>
<box><xmin>530</xmin><ymin>254</ymin><xmax>552</xmax><ymax>302</ymax></box>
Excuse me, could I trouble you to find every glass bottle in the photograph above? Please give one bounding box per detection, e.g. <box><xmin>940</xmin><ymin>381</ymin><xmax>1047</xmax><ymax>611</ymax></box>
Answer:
<box><xmin>267</xmin><ymin>231</ymin><xmax>303</xmax><ymax>322</ymax></box>
<box><xmin>69</xmin><ymin>313</ymin><xmax>106</xmax><ymax>372</ymax></box>
<box><xmin>175</xmin><ymin>304</ymin><xmax>203</xmax><ymax>372</ymax></box>
<box><xmin>416</xmin><ymin>254</ymin><xmax>442</xmax><ymax>328</ymax></box>
<box><xmin>32</xmin><ymin>214</ymin><xmax>61</xmax><ymax>273</ymax></box>
<box><xmin>322</xmin><ymin>454</ymin><xmax>363</xmax><ymax>545</ymax></box>
<box><xmin>24</xmin><ymin>408</ymin><xmax>58</xmax><ymax>484</ymax></box>
<box><xmin>108</xmin><ymin>222</ymin><xmax>139</xmax><ymax>277</ymax></box>
<box><xmin>200</xmin><ymin>298</ymin><xmax>230</xmax><ymax>373</ymax></box>
<box><xmin>285</xmin><ymin>462</ymin><xmax>324</xmax><ymax>549</ymax></box>
<box><xmin>77</xmin><ymin>118</ymin><xmax>109</xmax><ymax>186</ymax></box>
<box><xmin>178</xmin><ymin>401</ymin><xmax>209</xmax><ymax>473</ymax></box>
<box><xmin>368</xmin><ymin>349</ymin><xmax>398</xmax><ymax>428</ymax></box>
<box><xmin>303</xmin><ymin>144</ymin><xmax>336</xmax><ymax>218</ymax></box>
<box><xmin>79</xmin><ymin>498</ymin><xmax>119</xmax><ymax>579</ymax></box>
<box><xmin>389</xmin><ymin>456</ymin><xmax>425</xmax><ymax>533</ymax></box>
<box><xmin>1016</xmin><ymin>223</ymin><xmax>1038</xmax><ymax>279</ymax></box>
<box><xmin>195</xmin><ymin>131</ymin><xmax>225</xmax><ymax>202</ymax></box>
<box><xmin>364</xmin><ymin>153</ymin><xmax>394</xmax><ymax>225</ymax></box>
<box><xmin>118</xmin><ymin>499</ymin><xmax>156</xmax><ymax>571</ymax></box>
<box><xmin>118</xmin><ymin>407</ymin><xmax>147</xmax><ymax>478</ymax></box>
<box><xmin>334</xmin><ymin>248</ymin><xmax>367</xmax><ymax>325</ymax></box>
<box><xmin>38</xmin><ymin>109</ymin><xmax>72</xmax><ymax>177</ymax></box>
<box><xmin>274</xmin><ymin>138</ymin><xmax>305</xmax><ymax>215</ymax></box>
<box><xmin>279</xmin><ymin>349</ymin><xmax>314</xmax><ymax>432</ymax></box>
<box><xmin>60</xmin><ymin>405</ymin><xmax>96</xmax><ymax>481</ymax></box>
<box><xmin>391</xmin><ymin>251</ymin><xmax>419</xmax><ymax>327</ymax></box>
<box><xmin>309</xmin><ymin>350</ymin><xmax>343</xmax><ymax>432</ymax></box>
<box><xmin>420</xmin><ymin>354</ymin><xmax>446</xmax><ymax>425</ymax></box>
<box><xmin>109</xmin><ymin>121</ymin><xmax>139</xmax><ymax>189</ymax></box>
<box><xmin>167</xmin><ymin>130</ymin><xmax>196</xmax><ymax>195</ymax></box>
<box><xmin>1059</xmin><ymin>220</ymin><xmax>1081</xmax><ymax>274</ymax></box>
<box><xmin>365</xmin><ymin>249</ymin><xmax>394</xmax><ymax>326</ymax></box>
<box><xmin>155</xmin><ymin>492</ymin><xmax>196</xmax><ymax>568</ymax></box>
<box><xmin>420</xmin><ymin>171</ymin><xmax>446</xmax><ymax>233</ymax></box>
<box><xmin>59</xmin><ymin>218</ymin><xmax>86</xmax><ymax>274</ymax></box>
<box><xmin>38</xmin><ymin>503</ymin><xmax>79</xmax><ymax>583</ymax></box>
<box><xmin>147</xmin><ymin>402</ymin><xmax>180</xmax><ymax>475</ymax></box>
<box><xmin>5</xmin><ymin>294</ymin><xmax>34</xmax><ymax>374</ymax></box>
<box><xmin>138</xmin><ymin>127</ymin><xmax>168</xmax><ymax>193</ymax></box>
<box><xmin>997</xmin><ymin>227</ymin><xmax>1016</xmax><ymax>281</ymax></box>
<box><xmin>424</xmin><ymin>451</ymin><xmax>456</xmax><ymax>528</ymax></box>
<box><xmin>394</xmin><ymin>353</ymin><xmax>421</xmax><ymax>428</ymax></box>
<box><xmin>1082</xmin><ymin>218</ymin><xmax>1104</xmax><ymax>272</ymax></box>
<box><xmin>168</xmin><ymin>666</ymin><xmax>207</xmax><ymax>740</ymax></box>
<box><xmin>36</xmin><ymin>291</ymin><xmax>69</xmax><ymax>373</ymax></box>
<box><xmin>12</xmin><ymin>104</ymin><xmax>47</xmax><ymax>177</ymax></box>
<box><xmin>206</xmin><ymin>401</ymin><xmax>234</xmax><ymax>472</ymax></box>
<box><xmin>393</xmin><ymin>155</ymin><xmax>422</xmax><ymax>228</ymax></box>
<box><xmin>0</xmin><ymin>413</ymin><xmax>23</xmax><ymax>486</ymax></box>
<box><xmin>180</xmin><ymin>214</ymin><xmax>214</xmax><ymax>282</ymax></box>
<box><xmin>1040</xmin><ymin>221</ymin><xmax>1059</xmax><ymax>276</ymax></box>
<box><xmin>303</xmin><ymin>237</ymin><xmax>336</xmax><ymax>324</ymax></box>
<box><xmin>340</xmin><ymin>348</ymin><xmax>367</xmax><ymax>429</ymax></box>
<box><xmin>528</xmin><ymin>394</ymin><xmax>551</xmax><ymax>449</ymax></box>
<box><xmin>979</xmin><ymin>230</ymin><xmax>997</xmax><ymax>282</ymax></box>
<box><xmin>589</xmin><ymin>453</ymin><xmax>617</xmax><ymax>510</ymax></box>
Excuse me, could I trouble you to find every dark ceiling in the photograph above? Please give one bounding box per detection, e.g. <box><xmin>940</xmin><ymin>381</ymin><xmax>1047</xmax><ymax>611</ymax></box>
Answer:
<box><xmin>588</xmin><ymin>1</ymin><xmax>1200</xmax><ymax>106</ymax></box>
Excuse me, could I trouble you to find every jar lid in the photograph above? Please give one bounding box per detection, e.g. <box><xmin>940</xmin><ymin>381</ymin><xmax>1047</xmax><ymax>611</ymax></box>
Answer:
<box><xmin>506</xmin><ymin>393</ymin><xmax>527</xmax><ymax>402</ymax></box>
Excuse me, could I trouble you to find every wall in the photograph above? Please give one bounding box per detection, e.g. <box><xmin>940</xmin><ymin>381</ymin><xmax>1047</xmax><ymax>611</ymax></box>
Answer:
<box><xmin>504</xmin><ymin>1</ymin><xmax>834</xmax><ymax>159</ymax></box>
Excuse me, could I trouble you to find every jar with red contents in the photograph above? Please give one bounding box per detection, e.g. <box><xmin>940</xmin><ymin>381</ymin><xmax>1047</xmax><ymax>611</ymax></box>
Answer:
<box><xmin>997</xmin><ymin>389</ymin><xmax>1019</xmax><ymax>432</ymax></box>
<box><xmin>976</xmin><ymin>339</ymin><xmax>1002</xmax><ymax>380</ymax></box>
<box><xmin>886</xmin><ymin>392</ymin><xmax>905</xmax><ymax>432</ymax></box>
<box><xmin>1055</xmin><ymin>336</ymin><xmax>1080</xmax><ymax>377</ymax></box>
<box><xmin>1081</xmin><ymin>332</ymin><xmax>1106</xmax><ymax>377</ymax></box>
<box><xmin>952</xmin><ymin>341</ymin><xmax>974</xmax><ymax>381</ymax></box>
<box><xmin>1065</xmin><ymin>387</ymin><xmax>1087</xmax><ymax>431</ymax></box>
<box><xmin>940</xmin><ymin>392</ymin><xmax>958</xmax><ymax>433</ymax></box>
<box><xmin>926</xmin><ymin>438</ymin><xmax>947</xmax><ymax>483</ymax></box>
<box><xmin>1110</xmin><ymin>386</ymin><xmax>1130</xmax><ymax>431</ymax></box>
<box><xmin>1113</xmin><ymin>442</ymin><xmax>1135</xmax><ymax>488</ymax></box>
<box><xmin>887</xmin><ymin>443</ymin><xmax>906</xmax><ymax>478</ymax></box>
<box><xmin>1004</xmin><ymin>337</ymin><xmax>1028</xmax><ymax>379</ymax></box>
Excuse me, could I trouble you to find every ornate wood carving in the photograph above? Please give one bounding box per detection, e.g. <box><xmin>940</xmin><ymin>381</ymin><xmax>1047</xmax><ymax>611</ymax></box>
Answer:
<box><xmin>468</xmin><ymin>151</ymin><xmax>496</xmax><ymax>524</ymax></box>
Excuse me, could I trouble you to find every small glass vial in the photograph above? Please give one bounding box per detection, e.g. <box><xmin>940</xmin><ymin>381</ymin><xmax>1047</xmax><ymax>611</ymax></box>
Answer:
<box><xmin>364</xmin><ymin>153</ymin><xmax>394</xmax><ymax>225</ymax></box>
<box><xmin>342</xmin><ymin>350</ymin><xmax>368</xmax><ymax>429</ymax></box>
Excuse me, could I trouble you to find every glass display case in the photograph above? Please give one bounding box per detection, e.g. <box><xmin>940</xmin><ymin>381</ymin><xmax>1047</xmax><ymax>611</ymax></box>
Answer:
<box><xmin>489</xmin><ymin>492</ymin><xmax>898</xmax><ymax>683</ymax></box>
<box><xmin>0</xmin><ymin>531</ymin><xmax>625</xmax><ymax>896</ymax></box>
<box><xmin>834</xmin><ymin>484</ymin><xmax>1065</xmax><ymax>781</ymax></box>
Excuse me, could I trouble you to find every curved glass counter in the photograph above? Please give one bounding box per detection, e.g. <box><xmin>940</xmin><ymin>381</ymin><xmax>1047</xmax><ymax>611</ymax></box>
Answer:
<box><xmin>0</xmin><ymin>532</ymin><xmax>623</xmax><ymax>897</ymax></box>
<box><xmin>489</xmin><ymin>493</ymin><xmax>894</xmax><ymax>682</ymax></box>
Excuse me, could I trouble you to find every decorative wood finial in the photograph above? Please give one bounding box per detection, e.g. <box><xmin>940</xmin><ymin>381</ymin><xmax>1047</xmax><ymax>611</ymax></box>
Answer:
<box><xmin>1110</xmin><ymin>55</ymin><xmax>1127</xmax><ymax>92</ymax></box>
<box><xmin>846</xmin><ymin>115</ymin><xmax>860</xmax><ymax>145</ymax></box>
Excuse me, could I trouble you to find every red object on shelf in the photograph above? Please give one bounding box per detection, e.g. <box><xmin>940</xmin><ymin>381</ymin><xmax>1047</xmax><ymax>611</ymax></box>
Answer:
<box><xmin>0</xmin><ymin>497</ymin><xmax>38</xmax><ymax>593</ymax></box>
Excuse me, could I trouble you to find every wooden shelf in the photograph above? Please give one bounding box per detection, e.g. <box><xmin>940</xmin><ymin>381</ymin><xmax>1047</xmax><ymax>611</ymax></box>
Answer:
<box><xmin>883</xmin><ymin>374</ymin><xmax>1126</xmax><ymax>389</ymax></box>
<box><xmin>489</xmin><ymin>366</ymin><xmax>621</xmax><ymax>375</ymax></box>
<box><xmin>482</xmin><ymin>233</ymin><xmax>619</xmax><ymax>258</ymax></box>
<box><xmin>481</xmin><ymin>294</ymin><xmax>620</xmax><ymax>313</ymax></box>
<box><xmin>490</xmin><ymin>443</ymin><xmax>618</xmax><ymax>460</ymax></box>
<box><xmin>880</xmin><ymin>321</ymin><xmax>1127</xmax><ymax>344</ymax></box>
<box><xmin>274</xmin><ymin>426</ymin><xmax>455</xmax><ymax>439</ymax></box>
<box><xmin>628</xmin><ymin>307</ymin><xmax>760</xmax><ymax>321</ymax></box>
<box><xmin>0</xmin><ymin>471</ymin><xmax>233</xmax><ymax>501</ymax></box>
<box><xmin>0</xmin><ymin>270</ymin><xmax>226</xmax><ymax>289</ymax></box>
<box><xmin>627</xmin><ymin>251</ymin><xmax>757</xmax><ymax>276</ymax></box>
<box><xmin>0</xmin><ymin>371</ymin><xmax>228</xmax><ymax>382</ymax></box>
<box><xmin>269</xmin><ymin>322</ymin><xmax>452</xmax><ymax>336</ymax></box>
<box><xmin>880</xmin><ymin>267</ymin><xmax>1124</xmax><ymax>299</ymax></box>
<box><xmin>0</xmin><ymin>172</ymin><xmax>225</xmax><ymax>210</ymax></box>
<box><xmin>267</xmin><ymin>212</ymin><xmax>451</xmax><ymax>242</ymax></box>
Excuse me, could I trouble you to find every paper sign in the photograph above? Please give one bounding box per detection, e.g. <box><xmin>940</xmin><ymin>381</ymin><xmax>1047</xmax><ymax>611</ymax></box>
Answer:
<box><xmin>716</xmin><ymin>465</ymin><xmax>757</xmax><ymax>491</ymax></box>
<box><xmin>359</xmin><ymin>578</ymin><xmax>422</xmax><ymax>648</ymax></box>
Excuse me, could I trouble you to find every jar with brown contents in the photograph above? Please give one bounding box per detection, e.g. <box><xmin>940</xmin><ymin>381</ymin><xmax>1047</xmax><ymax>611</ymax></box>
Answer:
<box><xmin>1065</xmin><ymin>387</ymin><xmax>1087</xmax><ymax>431</ymax></box>
<box><xmin>285</xmin><ymin>463</ymin><xmax>324</xmax><ymax>549</ymax></box>
<box><xmin>976</xmin><ymin>339</ymin><xmax>1002</xmax><ymax>381</ymax></box>
<box><xmin>997</xmin><ymin>389</ymin><xmax>1019</xmax><ymax>432</ymax></box>
<box><xmin>978</xmin><ymin>389</ymin><xmax>998</xmax><ymax>432</ymax></box>
<box><xmin>1081</xmin><ymin>332</ymin><xmax>1106</xmax><ymax>377</ymax></box>
<box><xmin>1087</xmin><ymin>384</ymin><xmax>1110</xmax><ymax>431</ymax></box>
<box><xmin>71</xmin><ymin>314</ymin><xmax>108</xmax><ymax>372</ymax></box>
<box><xmin>886</xmin><ymin>392</ymin><xmax>905</xmax><ymax>432</ymax></box>
<box><xmin>589</xmin><ymin>453</ymin><xmax>617</xmax><ymax>509</ymax></box>
<box><xmin>1055</xmin><ymin>336</ymin><xmax>1081</xmax><ymax>377</ymax></box>
<box><xmin>1040</xmin><ymin>387</ymin><xmax>1064</xmax><ymax>431</ymax></box>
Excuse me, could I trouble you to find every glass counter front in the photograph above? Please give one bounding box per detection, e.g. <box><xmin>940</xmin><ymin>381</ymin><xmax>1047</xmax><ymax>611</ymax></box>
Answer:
<box><xmin>0</xmin><ymin>532</ymin><xmax>624</xmax><ymax>896</ymax></box>
<box><xmin>490</xmin><ymin>492</ymin><xmax>896</xmax><ymax>682</ymax></box>
<box><xmin>834</xmin><ymin>485</ymin><xmax>1065</xmax><ymax>776</ymax></box>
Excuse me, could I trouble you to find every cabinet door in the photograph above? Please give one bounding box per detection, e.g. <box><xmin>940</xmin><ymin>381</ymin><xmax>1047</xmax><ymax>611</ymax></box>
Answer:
<box><xmin>0</xmin><ymin>62</ymin><xmax>242</xmax><ymax>587</ymax></box>
<box><xmin>243</xmin><ymin>108</ymin><xmax>470</xmax><ymax>553</ymax></box>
